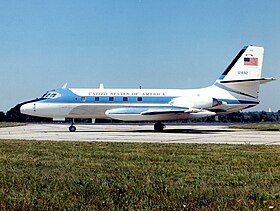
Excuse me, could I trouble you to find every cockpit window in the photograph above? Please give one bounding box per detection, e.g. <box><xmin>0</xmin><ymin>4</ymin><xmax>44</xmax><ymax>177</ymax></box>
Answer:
<box><xmin>42</xmin><ymin>92</ymin><xmax>59</xmax><ymax>99</ymax></box>
<box><xmin>42</xmin><ymin>92</ymin><xmax>49</xmax><ymax>98</ymax></box>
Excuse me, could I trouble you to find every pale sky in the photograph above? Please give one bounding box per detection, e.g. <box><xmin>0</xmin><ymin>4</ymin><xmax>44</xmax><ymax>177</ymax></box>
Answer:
<box><xmin>0</xmin><ymin>0</ymin><xmax>279</xmax><ymax>112</ymax></box>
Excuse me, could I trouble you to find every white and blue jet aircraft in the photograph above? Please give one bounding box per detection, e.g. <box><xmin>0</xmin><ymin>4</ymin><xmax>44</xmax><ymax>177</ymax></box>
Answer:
<box><xmin>20</xmin><ymin>45</ymin><xmax>275</xmax><ymax>132</ymax></box>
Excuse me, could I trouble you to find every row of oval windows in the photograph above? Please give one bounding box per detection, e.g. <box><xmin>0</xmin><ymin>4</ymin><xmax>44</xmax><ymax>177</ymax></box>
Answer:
<box><xmin>79</xmin><ymin>96</ymin><xmax>143</xmax><ymax>102</ymax></box>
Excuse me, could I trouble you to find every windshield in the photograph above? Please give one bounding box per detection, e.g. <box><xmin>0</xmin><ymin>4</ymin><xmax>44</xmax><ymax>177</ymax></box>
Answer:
<box><xmin>42</xmin><ymin>91</ymin><xmax>59</xmax><ymax>99</ymax></box>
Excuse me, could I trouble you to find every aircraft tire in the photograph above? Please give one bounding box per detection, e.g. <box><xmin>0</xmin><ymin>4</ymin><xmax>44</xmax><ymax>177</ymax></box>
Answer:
<box><xmin>69</xmin><ymin>125</ymin><xmax>76</xmax><ymax>132</ymax></box>
<box><xmin>154</xmin><ymin>122</ymin><xmax>165</xmax><ymax>132</ymax></box>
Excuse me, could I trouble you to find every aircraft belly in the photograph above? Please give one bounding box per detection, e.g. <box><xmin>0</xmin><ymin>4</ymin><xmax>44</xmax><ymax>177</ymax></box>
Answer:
<box><xmin>68</xmin><ymin>104</ymin><xmax>110</xmax><ymax>118</ymax></box>
<box><xmin>106</xmin><ymin>112</ymin><xmax>215</xmax><ymax>122</ymax></box>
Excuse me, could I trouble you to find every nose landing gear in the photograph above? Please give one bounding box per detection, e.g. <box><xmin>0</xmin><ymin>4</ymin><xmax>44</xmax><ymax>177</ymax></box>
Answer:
<box><xmin>69</xmin><ymin>125</ymin><xmax>76</xmax><ymax>132</ymax></box>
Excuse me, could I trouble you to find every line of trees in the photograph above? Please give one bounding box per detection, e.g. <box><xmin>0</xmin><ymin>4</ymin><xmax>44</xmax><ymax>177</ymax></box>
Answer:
<box><xmin>185</xmin><ymin>110</ymin><xmax>280</xmax><ymax>123</ymax></box>
<box><xmin>1</xmin><ymin>103</ymin><xmax>280</xmax><ymax>123</ymax></box>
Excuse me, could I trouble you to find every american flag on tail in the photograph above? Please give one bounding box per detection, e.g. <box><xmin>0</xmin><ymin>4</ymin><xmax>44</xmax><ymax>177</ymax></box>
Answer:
<box><xmin>244</xmin><ymin>57</ymin><xmax>258</xmax><ymax>66</ymax></box>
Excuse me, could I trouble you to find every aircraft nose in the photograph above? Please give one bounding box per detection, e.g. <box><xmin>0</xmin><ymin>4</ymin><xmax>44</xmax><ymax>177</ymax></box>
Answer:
<box><xmin>20</xmin><ymin>102</ymin><xmax>36</xmax><ymax>115</ymax></box>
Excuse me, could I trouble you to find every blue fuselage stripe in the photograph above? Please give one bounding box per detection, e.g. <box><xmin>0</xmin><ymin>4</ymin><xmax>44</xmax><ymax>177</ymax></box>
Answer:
<box><xmin>43</xmin><ymin>95</ymin><xmax>176</xmax><ymax>104</ymax></box>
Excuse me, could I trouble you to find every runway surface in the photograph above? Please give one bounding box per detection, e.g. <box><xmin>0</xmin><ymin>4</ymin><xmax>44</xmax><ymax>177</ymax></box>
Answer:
<box><xmin>0</xmin><ymin>123</ymin><xmax>280</xmax><ymax>144</ymax></box>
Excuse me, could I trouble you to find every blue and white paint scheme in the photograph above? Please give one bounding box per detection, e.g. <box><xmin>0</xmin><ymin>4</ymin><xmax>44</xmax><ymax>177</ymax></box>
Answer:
<box><xmin>20</xmin><ymin>45</ymin><xmax>275</xmax><ymax>131</ymax></box>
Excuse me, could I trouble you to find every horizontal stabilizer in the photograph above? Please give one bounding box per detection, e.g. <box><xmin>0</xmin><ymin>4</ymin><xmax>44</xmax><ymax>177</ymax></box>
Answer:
<box><xmin>220</xmin><ymin>77</ymin><xmax>276</xmax><ymax>84</ymax></box>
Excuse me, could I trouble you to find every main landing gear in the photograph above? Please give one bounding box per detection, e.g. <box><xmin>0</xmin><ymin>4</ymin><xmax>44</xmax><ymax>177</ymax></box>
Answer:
<box><xmin>68</xmin><ymin>120</ymin><xmax>165</xmax><ymax>132</ymax></box>
<box><xmin>69</xmin><ymin>119</ymin><xmax>76</xmax><ymax>132</ymax></box>
<box><xmin>154</xmin><ymin>122</ymin><xmax>165</xmax><ymax>132</ymax></box>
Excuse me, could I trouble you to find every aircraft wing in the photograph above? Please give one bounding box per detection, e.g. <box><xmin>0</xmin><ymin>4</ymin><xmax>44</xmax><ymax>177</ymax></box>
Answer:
<box><xmin>106</xmin><ymin>106</ymin><xmax>188</xmax><ymax>116</ymax></box>
<box><xmin>140</xmin><ymin>106</ymin><xmax>188</xmax><ymax>115</ymax></box>
<box><xmin>105</xmin><ymin>106</ymin><xmax>216</xmax><ymax>121</ymax></box>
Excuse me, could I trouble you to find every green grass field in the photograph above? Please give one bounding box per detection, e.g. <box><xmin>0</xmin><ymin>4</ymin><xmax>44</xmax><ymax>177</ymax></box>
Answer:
<box><xmin>0</xmin><ymin>141</ymin><xmax>280</xmax><ymax>210</ymax></box>
<box><xmin>229</xmin><ymin>123</ymin><xmax>280</xmax><ymax>131</ymax></box>
<box><xmin>0</xmin><ymin>122</ymin><xmax>24</xmax><ymax>128</ymax></box>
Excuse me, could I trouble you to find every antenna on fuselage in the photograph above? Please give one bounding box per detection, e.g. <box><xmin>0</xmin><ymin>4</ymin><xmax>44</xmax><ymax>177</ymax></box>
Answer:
<box><xmin>99</xmin><ymin>83</ymin><xmax>104</xmax><ymax>89</ymax></box>
<box><xmin>62</xmin><ymin>83</ymin><xmax>68</xmax><ymax>89</ymax></box>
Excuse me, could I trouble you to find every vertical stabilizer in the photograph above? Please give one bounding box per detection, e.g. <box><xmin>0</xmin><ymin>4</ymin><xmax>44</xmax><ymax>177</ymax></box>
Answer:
<box><xmin>218</xmin><ymin>45</ymin><xmax>264</xmax><ymax>81</ymax></box>
<box><xmin>215</xmin><ymin>45</ymin><xmax>265</xmax><ymax>99</ymax></box>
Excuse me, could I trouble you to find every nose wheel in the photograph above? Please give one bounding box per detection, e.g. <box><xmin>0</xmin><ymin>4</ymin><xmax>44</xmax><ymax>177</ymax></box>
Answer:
<box><xmin>69</xmin><ymin>125</ymin><xmax>76</xmax><ymax>132</ymax></box>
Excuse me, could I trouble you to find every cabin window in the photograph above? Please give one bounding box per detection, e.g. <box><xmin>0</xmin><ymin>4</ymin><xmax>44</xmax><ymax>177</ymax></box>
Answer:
<box><xmin>109</xmin><ymin>97</ymin><xmax>114</xmax><ymax>102</ymax></box>
<box><xmin>81</xmin><ymin>97</ymin><xmax>86</xmax><ymax>102</ymax></box>
<box><xmin>123</xmin><ymin>97</ymin><xmax>128</xmax><ymax>102</ymax></box>
<box><xmin>95</xmin><ymin>97</ymin><xmax>100</xmax><ymax>101</ymax></box>
<box><xmin>137</xmin><ymin>97</ymin><xmax>142</xmax><ymax>102</ymax></box>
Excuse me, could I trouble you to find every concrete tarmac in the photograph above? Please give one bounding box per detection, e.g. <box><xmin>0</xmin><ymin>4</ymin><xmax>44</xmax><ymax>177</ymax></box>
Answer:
<box><xmin>0</xmin><ymin>123</ymin><xmax>280</xmax><ymax>145</ymax></box>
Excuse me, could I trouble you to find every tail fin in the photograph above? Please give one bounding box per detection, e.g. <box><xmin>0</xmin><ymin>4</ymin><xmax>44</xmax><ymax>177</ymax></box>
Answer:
<box><xmin>215</xmin><ymin>45</ymin><xmax>275</xmax><ymax>99</ymax></box>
